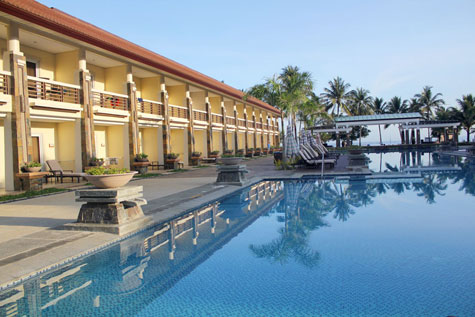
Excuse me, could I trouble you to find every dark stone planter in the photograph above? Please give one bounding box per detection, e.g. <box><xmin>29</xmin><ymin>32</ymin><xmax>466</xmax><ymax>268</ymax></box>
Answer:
<box><xmin>133</xmin><ymin>161</ymin><xmax>150</xmax><ymax>174</ymax></box>
<box><xmin>191</xmin><ymin>157</ymin><xmax>201</xmax><ymax>166</ymax></box>
<box><xmin>25</xmin><ymin>166</ymin><xmax>41</xmax><ymax>173</ymax></box>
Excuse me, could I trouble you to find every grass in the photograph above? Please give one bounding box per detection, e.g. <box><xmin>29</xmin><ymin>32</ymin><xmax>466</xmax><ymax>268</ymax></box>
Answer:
<box><xmin>193</xmin><ymin>165</ymin><xmax>210</xmax><ymax>169</ymax></box>
<box><xmin>0</xmin><ymin>188</ymin><xmax>68</xmax><ymax>202</ymax></box>
<box><xmin>171</xmin><ymin>168</ymin><xmax>188</xmax><ymax>173</ymax></box>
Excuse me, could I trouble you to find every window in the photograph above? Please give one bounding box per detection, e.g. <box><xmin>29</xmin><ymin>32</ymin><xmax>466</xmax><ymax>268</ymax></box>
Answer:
<box><xmin>26</xmin><ymin>61</ymin><xmax>37</xmax><ymax>77</ymax></box>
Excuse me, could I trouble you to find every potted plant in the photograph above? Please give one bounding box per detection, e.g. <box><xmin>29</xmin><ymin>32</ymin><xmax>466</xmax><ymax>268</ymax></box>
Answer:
<box><xmin>255</xmin><ymin>147</ymin><xmax>262</xmax><ymax>156</ymax></box>
<box><xmin>23</xmin><ymin>161</ymin><xmax>42</xmax><ymax>173</ymax></box>
<box><xmin>219</xmin><ymin>154</ymin><xmax>243</xmax><ymax>165</ymax></box>
<box><xmin>84</xmin><ymin>167</ymin><xmax>137</xmax><ymax>189</ymax></box>
<box><xmin>223</xmin><ymin>149</ymin><xmax>234</xmax><ymax>155</ymax></box>
<box><xmin>133</xmin><ymin>153</ymin><xmax>150</xmax><ymax>174</ymax></box>
<box><xmin>237</xmin><ymin>149</ymin><xmax>245</xmax><ymax>156</ymax></box>
<box><xmin>209</xmin><ymin>150</ymin><xmax>220</xmax><ymax>159</ymax></box>
<box><xmin>90</xmin><ymin>157</ymin><xmax>105</xmax><ymax>166</ymax></box>
<box><xmin>166</xmin><ymin>153</ymin><xmax>179</xmax><ymax>161</ymax></box>
<box><xmin>245</xmin><ymin>148</ymin><xmax>254</xmax><ymax>157</ymax></box>
<box><xmin>191</xmin><ymin>151</ymin><xmax>202</xmax><ymax>166</ymax></box>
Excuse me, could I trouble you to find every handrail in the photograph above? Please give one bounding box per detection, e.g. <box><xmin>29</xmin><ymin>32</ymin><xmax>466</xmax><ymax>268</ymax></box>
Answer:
<box><xmin>28</xmin><ymin>77</ymin><xmax>80</xmax><ymax>104</ymax></box>
<box><xmin>169</xmin><ymin>104</ymin><xmax>188</xmax><ymax>119</ymax></box>
<box><xmin>139</xmin><ymin>99</ymin><xmax>163</xmax><ymax>115</ymax></box>
<box><xmin>27</xmin><ymin>76</ymin><xmax>80</xmax><ymax>89</ymax></box>
<box><xmin>193</xmin><ymin>109</ymin><xmax>208</xmax><ymax>121</ymax></box>
<box><xmin>211</xmin><ymin>113</ymin><xmax>224</xmax><ymax>124</ymax></box>
<box><xmin>92</xmin><ymin>90</ymin><xmax>128</xmax><ymax>110</ymax></box>
<box><xmin>193</xmin><ymin>109</ymin><xmax>207</xmax><ymax>113</ymax></box>
<box><xmin>0</xmin><ymin>73</ymin><xmax>10</xmax><ymax>95</ymax></box>
<box><xmin>0</xmin><ymin>70</ymin><xmax>12</xmax><ymax>76</ymax></box>
<box><xmin>226</xmin><ymin>116</ymin><xmax>236</xmax><ymax>125</ymax></box>
<box><xmin>91</xmin><ymin>88</ymin><xmax>128</xmax><ymax>99</ymax></box>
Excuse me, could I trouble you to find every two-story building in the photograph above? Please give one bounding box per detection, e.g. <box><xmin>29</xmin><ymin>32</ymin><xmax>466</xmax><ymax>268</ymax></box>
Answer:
<box><xmin>0</xmin><ymin>0</ymin><xmax>281</xmax><ymax>191</ymax></box>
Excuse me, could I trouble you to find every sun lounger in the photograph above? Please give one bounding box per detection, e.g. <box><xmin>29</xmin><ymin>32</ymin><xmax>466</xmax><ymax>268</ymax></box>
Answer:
<box><xmin>299</xmin><ymin>144</ymin><xmax>336</xmax><ymax>167</ymax></box>
<box><xmin>46</xmin><ymin>160</ymin><xmax>84</xmax><ymax>183</ymax></box>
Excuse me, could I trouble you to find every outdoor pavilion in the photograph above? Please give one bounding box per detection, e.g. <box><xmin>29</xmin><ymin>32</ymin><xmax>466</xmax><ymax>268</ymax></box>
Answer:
<box><xmin>309</xmin><ymin>113</ymin><xmax>461</xmax><ymax>147</ymax></box>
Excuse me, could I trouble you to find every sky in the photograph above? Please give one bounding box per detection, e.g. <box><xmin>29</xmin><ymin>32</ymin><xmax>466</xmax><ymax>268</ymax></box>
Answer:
<box><xmin>38</xmin><ymin>0</ymin><xmax>475</xmax><ymax>142</ymax></box>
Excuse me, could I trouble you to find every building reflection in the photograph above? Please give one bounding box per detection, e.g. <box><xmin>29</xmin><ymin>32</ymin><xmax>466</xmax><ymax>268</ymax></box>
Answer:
<box><xmin>0</xmin><ymin>181</ymin><xmax>283</xmax><ymax>316</ymax></box>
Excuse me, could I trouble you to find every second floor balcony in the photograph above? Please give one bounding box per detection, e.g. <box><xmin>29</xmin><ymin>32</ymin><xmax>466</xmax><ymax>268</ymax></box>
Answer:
<box><xmin>92</xmin><ymin>89</ymin><xmax>128</xmax><ymax>111</ymax></box>
<box><xmin>28</xmin><ymin>76</ymin><xmax>80</xmax><ymax>105</ymax></box>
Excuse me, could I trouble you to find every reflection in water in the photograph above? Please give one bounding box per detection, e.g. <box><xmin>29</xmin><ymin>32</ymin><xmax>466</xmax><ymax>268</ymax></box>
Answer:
<box><xmin>0</xmin><ymin>153</ymin><xmax>474</xmax><ymax>316</ymax></box>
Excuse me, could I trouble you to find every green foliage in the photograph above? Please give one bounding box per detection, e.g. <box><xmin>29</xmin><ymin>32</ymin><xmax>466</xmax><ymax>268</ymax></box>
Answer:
<box><xmin>191</xmin><ymin>151</ymin><xmax>202</xmax><ymax>157</ymax></box>
<box><xmin>90</xmin><ymin>157</ymin><xmax>103</xmax><ymax>162</ymax></box>
<box><xmin>86</xmin><ymin>167</ymin><xmax>130</xmax><ymax>175</ymax></box>
<box><xmin>0</xmin><ymin>188</ymin><xmax>67</xmax><ymax>202</ymax></box>
<box><xmin>166</xmin><ymin>153</ymin><xmax>179</xmax><ymax>159</ymax></box>
<box><xmin>223</xmin><ymin>149</ymin><xmax>233</xmax><ymax>155</ymax></box>
<box><xmin>210</xmin><ymin>151</ymin><xmax>220</xmax><ymax>155</ymax></box>
<box><xmin>135</xmin><ymin>153</ymin><xmax>148</xmax><ymax>159</ymax></box>
<box><xmin>24</xmin><ymin>161</ymin><xmax>41</xmax><ymax>168</ymax></box>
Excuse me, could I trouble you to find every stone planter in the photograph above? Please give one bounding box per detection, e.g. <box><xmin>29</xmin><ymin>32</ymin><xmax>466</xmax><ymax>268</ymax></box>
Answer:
<box><xmin>209</xmin><ymin>154</ymin><xmax>219</xmax><ymax>159</ymax></box>
<box><xmin>133</xmin><ymin>161</ymin><xmax>150</xmax><ymax>174</ymax></box>
<box><xmin>25</xmin><ymin>166</ymin><xmax>41</xmax><ymax>173</ymax></box>
<box><xmin>191</xmin><ymin>156</ymin><xmax>201</xmax><ymax>166</ymax></box>
<box><xmin>85</xmin><ymin>172</ymin><xmax>137</xmax><ymax>189</ymax></box>
<box><xmin>165</xmin><ymin>158</ymin><xmax>180</xmax><ymax>169</ymax></box>
<box><xmin>218</xmin><ymin>157</ymin><xmax>243</xmax><ymax>165</ymax></box>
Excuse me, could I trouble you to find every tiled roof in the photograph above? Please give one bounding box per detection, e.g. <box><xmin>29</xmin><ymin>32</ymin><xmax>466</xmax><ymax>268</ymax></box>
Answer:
<box><xmin>0</xmin><ymin>0</ymin><xmax>280</xmax><ymax>114</ymax></box>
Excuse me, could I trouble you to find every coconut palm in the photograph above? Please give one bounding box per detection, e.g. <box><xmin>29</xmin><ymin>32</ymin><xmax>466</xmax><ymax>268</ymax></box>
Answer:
<box><xmin>320</xmin><ymin>76</ymin><xmax>351</xmax><ymax>116</ymax></box>
<box><xmin>412</xmin><ymin>174</ymin><xmax>447</xmax><ymax>204</ymax></box>
<box><xmin>347</xmin><ymin>88</ymin><xmax>373</xmax><ymax>146</ymax></box>
<box><xmin>414</xmin><ymin>86</ymin><xmax>445</xmax><ymax>120</ymax></box>
<box><xmin>455</xmin><ymin>94</ymin><xmax>475</xmax><ymax>142</ymax></box>
<box><xmin>387</xmin><ymin>96</ymin><xmax>409</xmax><ymax>114</ymax></box>
<box><xmin>297</xmin><ymin>92</ymin><xmax>332</xmax><ymax>128</ymax></box>
<box><xmin>371</xmin><ymin>97</ymin><xmax>388</xmax><ymax>145</ymax></box>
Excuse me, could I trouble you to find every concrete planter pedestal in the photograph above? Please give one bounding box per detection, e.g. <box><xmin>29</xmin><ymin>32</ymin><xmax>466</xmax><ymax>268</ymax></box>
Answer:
<box><xmin>64</xmin><ymin>185</ymin><xmax>151</xmax><ymax>235</ymax></box>
<box><xmin>216</xmin><ymin>164</ymin><xmax>248</xmax><ymax>186</ymax></box>
<box><xmin>133</xmin><ymin>161</ymin><xmax>150</xmax><ymax>174</ymax></box>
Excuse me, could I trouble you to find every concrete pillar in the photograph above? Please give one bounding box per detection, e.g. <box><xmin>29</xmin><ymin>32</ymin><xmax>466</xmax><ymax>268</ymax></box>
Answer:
<box><xmin>411</xmin><ymin>129</ymin><xmax>415</xmax><ymax>145</ymax></box>
<box><xmin>8</xmin><ymin>22</ymin><xmax>33</xmax><ymax>190</ymax></box>
<box><xmin>252</xmin><ymin>108</ymin><xmax>257</xmax><ymax>150</ymax></box>
<box><xmin>74</xmin><ymin>119</ymin><xmax>82</xmax><ymax>172</ymax></box>
<box><xmin>78</xmin><ymin>48</ymin><xmax>96</xmax><ymax>170</ymax></box>
<box><xmin>221</xmin><ymin>97</ymin><xmax>227</xmax><ymax>151</ymax></box>
<box><xmin>405</xmin><ymin>129</ymin><xmax>410</xmax><ymax>145</ymax></box>
<box><xmin>205</xmin><ymin>93</ymin><xmax>213</xmax><ymax>154</ymax></box>
<box><xmin>444</xmin><ymin>128</ymin><xmax>448</xmax><ymax>144</ymax></box>
<box><xmin>260</xmin><ymin>114</ymin><xmax>264</xmax><ymax>151</ymax></box>
<box><xmin>126</xmin><ymin>65</ymin><xmax>140</xmax><ymax>170</ymax></box>
<box><xmin>454</xmin><ymin>127</ymin><xmax>459</xmax><ymax>145</ymax></box>
<box><xmin>336</xmin><ymin>132</ymin><xmax>340</xmax><ymax>148</ymax></box>
<box><xmin>233</xmin><ymin>102</ymin><xmax>238</xmax><ymax>153</ymax></box>
<box><xmin>400</xmin><ymin>129</ymin><xmax>405</xmax><ymax>145</ymax></box>
<box><xmin>186</xmin><ymin>85</ymin><xmax>194</xmax><ymax>165</ymax></box>
<box><xmin>244</xmin><ymin>107</ymin><xmax>249</xmax><ymax>151</ymax></box>
<box><xmin>416</xmin><ymin>129</ymin><xmax>421</xmax><ymax>144</ymax></box>
<box><xmin>160</xmin><ymin>76</ymin><xmax>171</xmax><ymax>162</ymax></box>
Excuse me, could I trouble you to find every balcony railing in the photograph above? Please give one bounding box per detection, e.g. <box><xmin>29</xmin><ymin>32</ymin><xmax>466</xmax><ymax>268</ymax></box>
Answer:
<box><xmin>237</xmin><ymin>118</ymin><xmax>246</xmax><ymax>127</ymax></box>
<box><xmin>226</xmin><ymin>116</ymin><xmax>236</xmax><ymax>125</ymax></box>
<box><xmin>0</xmin><ymin>71</ymin><xmax>11</xmax><ymax>95</ymax></box>
<box><xmin>211</xmin><ymin>113</ymin><xmax>223</xmax><ymax>124</ymax></box>
<box><xmin>263</xmin><ymin>123</ymin><xmax>268</xmax><ymax>130</ymax></box>
<box><xmin>256</xmin><ymin>122</ymin><xmax>262</xmax><ymax>130</ymax></box>
<box><xmin>28</xmin><ymin>76</ymin><xmax>80</xmax><ymax>104</ymax></box>
<box><xmin>92</xmin><ymin>89</ymin><xmax>128</xmax><ymax>110</ymax></box>
<box><xmin>169</xmin><ymin>104</ymin><xmax>188</xmax><ymax>119</ymax></box>
<box><xmin>193</xmin><ymin>109</ymin><xmax>208</xmax><ymax>121</ymax></box>
<box><xmin>139</xmin><ymin>99</ymin><xmax>163</xmax><ymax>115</ymax></box>
<box><xmin>247</xmin><ymin>120</ymin><xmax>255</xmax><ymax>128</ymax></box>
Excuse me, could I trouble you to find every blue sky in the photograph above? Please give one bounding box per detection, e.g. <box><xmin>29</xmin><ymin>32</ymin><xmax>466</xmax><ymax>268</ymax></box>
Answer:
<box><xmin>38</xmin><ymin>0</ymin><xmax>475</xmax><ymax>141</ymax></box>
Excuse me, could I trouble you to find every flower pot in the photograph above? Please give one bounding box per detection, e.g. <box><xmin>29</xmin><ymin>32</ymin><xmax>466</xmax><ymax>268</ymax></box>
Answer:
<box><xmin>84</xmin><ymin>172</ymin><xmax>137</xmax><ymax>189</ymax></box>
<box><xmin>133</xmin><ymin>161</ymin><xmax>150</xmax><ymax>174</ymax></box>
<box><xmin>25</xmin><ymin>166</ymin><xmax>41</xmax><ymax>173</ymax></box>
<box><xmin>135</xmin><ymin>158</ymin><xmax>149</xmax><ymax>163</ymax></box>
<box><xmin>218</xmin><ymin>157</ymin><xmax>243</xmax><ymax>165</ymax></box>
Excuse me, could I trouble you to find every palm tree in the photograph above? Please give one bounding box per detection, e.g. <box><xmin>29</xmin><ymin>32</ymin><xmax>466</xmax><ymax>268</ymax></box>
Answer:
<box><xmin>387</xmin><ymin>96</ymin><xmax>409</xmax><ymax>114</ymax></box>
<box><xmin>414</xmin><ymin>86</ymin><xmax>445</xmax><ymax>120</ymax></box>
<box><xmin>371</xmin><ymin>97</ymin><xmax>388</xmax><ymax>145</ymax></box>
<box><xmin>297</xmin><ymin>92</ymin><xmax>332</xmax><ymax>129</ymax></box>
<box><xmin>347</xmin><ymin>88</ymin><xmax>373</xmax><ymax>146</ymax></box>
<box><xmin>320</xmin><ymin>76</ymin><xmax>351</xmax><ymax>116</ymax></box>
<box><xmin>456</xmin><ymin>94</ymin><xmax>475</xmax><ymax>142</ymax></box>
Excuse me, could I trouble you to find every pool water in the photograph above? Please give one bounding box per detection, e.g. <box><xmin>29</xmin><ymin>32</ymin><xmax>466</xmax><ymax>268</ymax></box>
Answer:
<box><xmin>1</xmin><ymin>152</ymin><xmax>475</xmax><ymax>316</ymax></box>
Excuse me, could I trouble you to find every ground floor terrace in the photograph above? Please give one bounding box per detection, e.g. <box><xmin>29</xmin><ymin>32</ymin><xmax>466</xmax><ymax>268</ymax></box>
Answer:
<box><xmin>0</xmin><ymin>150</ymin><xmax>474</xmax><ymax>315</ymax></box>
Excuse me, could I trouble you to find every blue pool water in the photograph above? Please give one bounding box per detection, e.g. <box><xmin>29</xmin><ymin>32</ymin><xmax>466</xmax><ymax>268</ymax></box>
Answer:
<box><xmin>1</xmin><ymin>151</ymin><xmax>475</xmax><ymax>316</ymax></box>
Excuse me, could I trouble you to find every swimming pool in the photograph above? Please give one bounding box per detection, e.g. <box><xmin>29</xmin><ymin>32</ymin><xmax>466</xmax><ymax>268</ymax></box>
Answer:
<box><xmin>1</xmin><ymin>152</ymin><xmax>474</xmax><ymax>316</ymax></box>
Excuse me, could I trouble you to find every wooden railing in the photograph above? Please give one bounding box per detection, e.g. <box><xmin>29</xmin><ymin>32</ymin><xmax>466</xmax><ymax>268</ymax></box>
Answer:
<box><xmin>263</xmin><ymin>123</ymin><xmax>268</xmax><ymax>130</ymax></box>
<box><xmin>0</xmin><ymin>71</ymin><xmax>10</xmax><ymax>95</ymax></box>
<box><xmin>211</xmin><ymin>113</ymin><xmax>223</xmax><ymax>124</ymax></box>
<box><xmin>139</xmin><ymin>99</ymin><xmax>163</xmax><ymax>115</ymax></box>
<box><xmin>247</xmin><ymin>120</ymin><xmax>255</xmax><ymax>128</ymax></box>
<box><xmin>256</xmin><ymin>122</ymin><xmax>262</xmax><ymax>130</ymax></box>
<box><xmin>237</xmin><ymin>118</ymin><xmax>246</xmax><ymax>127</ymax></box>
<box><xmin>226</xmin><ymin>116</ymin><xmax>236</xmax><ymax>125</ymax></box>
<box><xmin>193</xmin><ymin>109</ymin><xmax>208</xmax><ymax>121</ymax></box>
<box><xmin>169</xmin><ymin>104</ymin><xmax>188</xmax><ymax>119</ymax></box>
<box><xmin>28</xmin><ymin>76</ymin><xmax>80</xmax><ymax>104</ymax></box>
<box><xmin>92</xmin><ymin>89</ymin><xmax>128</xmax><ymax>110</ymax></box>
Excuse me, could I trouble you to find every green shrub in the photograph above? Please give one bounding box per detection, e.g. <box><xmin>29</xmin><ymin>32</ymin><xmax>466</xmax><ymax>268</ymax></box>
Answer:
<box><xmin>166</xmin><ymin>153</ymin><xmax>179</xmax><ymax>159</ymax></box>
<box><xmin>192</xmin><ymin>151</ymin><xmax>202</xmax><ymax>157</ymax></box>
<box><xmin>86</xmin><ymin>167</ymin><xmax>130</xmax><ymax>175</ymax></box>
<box><xmin>25</xmin><ymin>161</ymin><xmax>41</xmax><ymax>168</ymax></box>
<box><xmin>210</xmin><ymin>151</ymin><xmax>220</xmax><ymax>155</ymax></box>
<box><xmin>135</xmin><ymin>153</ymin><xmax>148</xmax><ymax>159</ymax></box>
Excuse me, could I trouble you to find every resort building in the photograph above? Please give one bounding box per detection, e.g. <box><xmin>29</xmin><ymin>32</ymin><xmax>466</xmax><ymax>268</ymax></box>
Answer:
<box><xmin>0</xmin><ymin>1</ymin><xmax>281</xmax><ymax>190</ymax></box>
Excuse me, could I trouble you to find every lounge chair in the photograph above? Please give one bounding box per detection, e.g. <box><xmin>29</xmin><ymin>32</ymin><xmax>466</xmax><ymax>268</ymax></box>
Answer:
<box><xmin>313</xmin><ymin>135</ymin><xmax>340</xmax><ymax>159</ymax></box>
<box><xmin>46</xmin><ymin>160</ymin><xmax>84</xmax><ymax>183</ymax></box>
<box><xmin>299</xmin><ymin>144</ymin><xmax>336</xmax><ymax>167</ymax></box>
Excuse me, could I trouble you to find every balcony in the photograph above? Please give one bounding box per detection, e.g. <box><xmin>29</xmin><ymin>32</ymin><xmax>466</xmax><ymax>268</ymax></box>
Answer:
<box><xmin>226</xmin><ymin>116</ymin><xmax>236</xmax><ymax>126</ymax></box>
<box><xmin>247</xmin><ymin>120</ymin><xmax>255</xmax><ymax>129</ymax></box>
<box><xmin>0</xmin><ymin>71</ymin><xmax>11</xmax><ymax>95</ymax></box>
<box><xmin>211</xmin><ymin>113</ymin><xmax>223</xmax><ymax>124</ymax></box>
<box><xmin>256</xmin><ymin>122</ymin><xmax>262</xmax><ymax>130</ymax></box>
<box><xmin>169</xmin><ymin>104</ymin><xmax>188</xmax><ymax>120</ymax></box>
<box><xmin>92</xmin><ymin>89</ymin><xmax>128</xmax><ymax>111</ymax></box>
<box><xmin>193</xmin><ymin>109</ymin><xmax>208</xmax><ymax>122</ymax></box>
<box><xmin>28</xmin><ymin>77</ymin><xmax>80</xmax><ymax>104</ymax></box>
<box><xmin>139</xmin><ymin>99</ymin><xmax>163</xmax><ymax>116</ymax></box>
<box><xmin>237</xmin><ymin>118</ymin><xmax>246</xmax><ymax>128</ymax></box>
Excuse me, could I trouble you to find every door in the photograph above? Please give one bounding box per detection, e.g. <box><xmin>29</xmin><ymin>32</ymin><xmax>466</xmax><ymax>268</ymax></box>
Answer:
<box><xmin>32</xmin><ymin>136</ymin><xmax>40</xmax><ymax>163</ymax></box>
